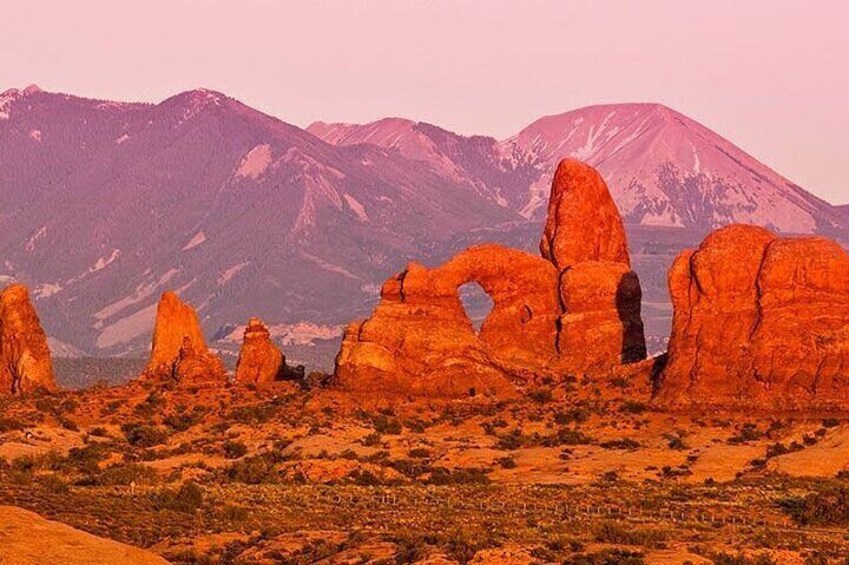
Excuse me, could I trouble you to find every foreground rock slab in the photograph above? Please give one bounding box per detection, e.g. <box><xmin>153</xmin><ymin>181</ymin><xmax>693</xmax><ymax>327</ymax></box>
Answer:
<box><xmin>0</xmin><ymin>505</ymin><xmax>170</xmax><ymax>564</ymax></box>
<box><xmin>0</xmin><ymin>284</ymin><xmax>57</xmax><ymax>395</ymax></box>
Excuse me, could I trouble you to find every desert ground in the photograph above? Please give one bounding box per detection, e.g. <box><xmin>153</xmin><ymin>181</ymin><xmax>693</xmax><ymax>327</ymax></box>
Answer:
<box><xmin>2</xmin><ymin>368</ymin><xmax>848</xmax><ymax>565</ymax></box>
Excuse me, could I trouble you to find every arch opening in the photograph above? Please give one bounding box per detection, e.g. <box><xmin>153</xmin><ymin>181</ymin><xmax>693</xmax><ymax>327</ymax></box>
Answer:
<box><xmin>458</xmin><ymin>282</ymin><xmax>494</xmax><ymax>335</ymax></box>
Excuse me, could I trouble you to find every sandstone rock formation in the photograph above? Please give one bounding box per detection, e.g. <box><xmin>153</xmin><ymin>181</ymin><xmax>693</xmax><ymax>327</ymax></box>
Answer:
<box><xmin>540</xmin><ymin>159</ymin><xmax>631</xmax><ymax>270</ymax></box>
<box><xmin>235</xmin><ymin>317</ymin><xmax>285</xmax><ymax>384</ymax></box>
<box><xmin>335</xmin><ymin>159</ymin><xmax>647</xmax><ymax>396</ymax></box>
<box><xmin>144</xmin><ymin>291</ymin><xmax>227</xmax><ymax>387</ymax></box>
<box><xmin>557</xmin><ymin>261</ymin><xmax>647</xmax><ymax>372</ymax></box>
<box><xmin>0</xmin><ymin>284</ymin><xmax>57</xmax><ymax>395</ymax></box>
<box><xmin>0</xmin><ymin>505</ymin><xmax>170</xmax><ymax>565</ymax></box>
<box><xmin>335</xmin><ymin>244</ymin><xmax>560</xmax><ymax>397</ymax></box>
<box><xmin>656</xmin><ymin>224</ymin><xmax>849</xmax><ymax>409</ymax></box>
<box><xmin>544</xmin><ymin>160</ymin><xmax>646</xmax><ymax>371</ymax></box>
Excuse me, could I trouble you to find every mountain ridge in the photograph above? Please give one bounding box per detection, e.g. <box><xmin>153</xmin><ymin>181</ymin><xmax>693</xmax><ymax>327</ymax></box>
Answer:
<box><xmin>0</xmin><ymin>85</ymin><xmax>844</xmax><ymax>368</ymax></box>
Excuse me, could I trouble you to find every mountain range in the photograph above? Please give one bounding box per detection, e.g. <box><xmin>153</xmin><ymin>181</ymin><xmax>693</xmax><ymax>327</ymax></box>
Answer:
<box><xmin>1</xmin><ymin>85</ymin><xmax>845</xmax><ymax>370</ymax></box>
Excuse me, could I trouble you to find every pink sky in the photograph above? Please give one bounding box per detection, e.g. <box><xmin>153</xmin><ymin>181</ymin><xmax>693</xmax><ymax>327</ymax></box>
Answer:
<box><xmin>2</xmin><ymin>0</ymin><xmax>847</xmax><ymax>203</ymax></box>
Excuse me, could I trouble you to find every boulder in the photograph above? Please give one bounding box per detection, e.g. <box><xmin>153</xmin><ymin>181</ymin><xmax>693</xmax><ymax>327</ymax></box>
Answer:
<box><xmin>143</xmin><ymin>292</ymin><xmax>227</xmax><ymax>386</ymax></box>
<box><xmin>0</xmin><ymin>284</ymin><xmax>57</xmax><ymax>394</ymax></box>
<box><xmin>234</xmin><ymin>317</ymin><xmax>285</xmax><ymax>384</ymax></box>
<box><xmin>656</xmin><ymin>224</ymin><xmax>849</xmax><ymax>409</ymax></box>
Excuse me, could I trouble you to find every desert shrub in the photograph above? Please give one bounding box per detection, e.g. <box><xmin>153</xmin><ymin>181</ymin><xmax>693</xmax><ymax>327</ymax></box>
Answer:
<box><xmin>163</xmin><ymin>411</ymin><xmax>198</xmax><ymax>432</ymax></box>
<box><xmin>594</xmin><ymin>522</ymin><xmax>667</xmax><ymax>549</ymax></box>
<box><xmin>347</xmin><ymin>468</ymin><xmax>383</xmax><ymax>486</ymax></box>
<box><xmin>707</xmin><ymin>552</ymin><xmax>778</xmax><ymax>565</ymax></box>
<box><xmin>408</xmin><ymin>447</ymin><xmax>431</xmax><ymax>459</ymax></box>
<box><xmin>619</xmin><ymin>400</ymin><xmax>648</xmax><ymax>414</ymax></box>
<box><xmin>121</xmin><ymin>423</ymin><xmax>169</xmax><ymax>447</ymax></box>
<box><xmin>727</xmin><ymin>423</ymin><xmax>763</xmax><ymax>444</ymax></box>
<box><xmin>361</xmin><ymin>432</ymin><xmax>383</xmax><ymax>447</ymax></box>
<box><xmin>600</xmin><ymin>438</ymin><xmax>641</xmax><ymax>450</ymax></box>
<box><xmin>96</xmin><ymin>463</ymin><xmax>159</xmax><ymax>486</ymax></box>
<box><xmin>528</xmin><ymin>387</ymin><xmax>554</xmax><ymax>403</ymax></box>
<box><xmin>0</xmin><ymin>418</ymin><xmax>25</xmax><ymax>432</ymax></box>
<box><xmin>563</xmin><ymin>549</ymin><xmax>645</xmax><ymax>565</ymax></box>
<box><xmin>222</xmin><ymin>440</ymin><xmax>248</xmax><ymax>459</ymax></box>
<box><xmin>67</xmin><ymin>443</ymin><xmax>110</xmax><ymax>474</ymax></box>
<box><xmin>134</xmin><ymin>392</ymin><xmax>164</xmax><ymax>418</ymax></box>
<box><xmin>151</xmin><ymin>481</ymin><xmax>204</xmax><ymax>513</ymax></box>
<box><xmin>371</xmin><ymin>414</ymin><xmax>403</xmax><ymax>435</ymax></box>
<box><xmin>37</xmin><ymin>473</ymin><xmax>69</xmax><ymax>494</ymax></box>
<box><xmin>663</xmin><ymin>432</ymin><xmax>689</xmax><ymax>450</ymax></box>
<box><xmin>497</xmin><ymin>456</ymin><xmax>517</xmax><ymax>469</ymax></box>
<box><xmin>554</xmin><ymin>407</ymin><xmax>590</xmax><ymax>425</ymax></box>
<box><xmin>426</xmin><ymin>467</ymin><xmax>490</xmax><ymax>485</ymax></box>
<box><xmin>780</xmin><ymin>482</ymin><xmax>849</xmax><ymax>526</ymax></box>
<box><xmin>224</xmin><ymin>453</ymin><xmax>279</xmax><ymax>484</ymax></box>
<box><xmin>229</xmin><ymin>404</ymin><xmax>275</xmax><ymax>425</ymax></box>
<box><xmin>543</xmin><ymin>427</ymin><xmax>593</xmax><ymax>447</ymax></box>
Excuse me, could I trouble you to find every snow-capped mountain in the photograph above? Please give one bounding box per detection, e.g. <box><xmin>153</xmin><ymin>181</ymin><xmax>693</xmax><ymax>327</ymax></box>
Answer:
<box><xmin>313</xmin><ymin>103</ymin><xmax>847</xmax><ymax>236</ymax></box>
<box><xmin>1</xmin><ymin>86</ymin><xmax>845</xmax><ymax>369</ymax></box>
<box><xmin>0</xmin><ymin>86</ymin><xmax>520</xmax><ymax>363</ymax></box>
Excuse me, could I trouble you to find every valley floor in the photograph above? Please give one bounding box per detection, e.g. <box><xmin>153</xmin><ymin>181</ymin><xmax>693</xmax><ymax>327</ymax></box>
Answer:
<box><xmin>1</xmin><ymin>376</ymin><xmax>848</xmax><ymax>564</ymax></box>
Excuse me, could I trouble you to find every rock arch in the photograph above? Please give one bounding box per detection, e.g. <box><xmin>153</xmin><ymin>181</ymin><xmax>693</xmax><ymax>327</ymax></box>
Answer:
<box><xmin>334</xmin><ymin>159</ymin><xmax>648</xmax><ymax>398</ymax></box>
<box><xmin>334</xmin><ymin>244</ymin><xmax>560</xmax><ymax>397</ymax></box>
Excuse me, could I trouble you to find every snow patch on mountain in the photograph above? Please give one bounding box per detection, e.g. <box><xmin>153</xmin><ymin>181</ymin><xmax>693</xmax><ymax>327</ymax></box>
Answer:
<box><xmin>94</xmin><ymin>268</ymin><xmax>180</xmax><ymax>322</ymax></box>
<box><xmin>182</xmin><ymin>231</ymin><xmax>207</xmax><ymax>251</ymax></box>
<box><xmin>90</xmin><ymin>249</ymin><xmax>121</xmax><ymax>273</ymax></box>
<box><xmin>343</xmin><ymin>193</ymin><xmax>369</xmax><ymax>222</ymax></box>
<box><xmin>218</xmin><ymin>262</ymin><xmax>250</xmax><ymax>286</ymax></box>
<box><xmin>34</xmin><ymin>283</ymin><xmax>63</xmax><ymax>299</ymax></box>
<box><xmin>26</xmin><ymin>227</ymin><xmax>47</xmax><ymax>252</ymax></box>
<box><xmin>235</xmin><ymin>144</ymin><xmax>272</xmax><ymax>179</ymax></box>
<box><xmin>220</xmin><ymin>321</ymin><xmax>343</xmax><ymax>347</ymax></box>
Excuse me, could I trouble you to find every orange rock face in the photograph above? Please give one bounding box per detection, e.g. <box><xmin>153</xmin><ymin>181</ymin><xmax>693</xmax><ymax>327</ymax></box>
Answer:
<box><xmin>656</xmin><ymin>224</ymin><xmax>849</xmax><ymax>409</ymax></box>
<box><xmin>557</xmin><ymin>261</ymin><xmax>647</xmax><ymax>373</ymax></box>
<box><xmin>0</xmin><ymin>284</ymin><xmax>57</xmax><ymax>395</ymax></box>
<box><xmin>335</xmin><ymin>158</ymin><xmax>647</xmax><ymax>397</ymax></box>
<box><xmin>540</xmin><ymin>159</ymin><xmax>631</xmax><ymax>270</ymax></box>
<box><xmin>544</xmin><ymin>159</ymin><xmax>646</xmax><ymax>374</ymax></box>
<box><xmin>235</xmin><ymin>318</ymin><xmax>285</xmax><ymax>385</ymax></box>
<box><xmin>335</xmin><ymin>244</ymin><xmax>560</xmax><ymax>397</ymax></box>
<box><xmin>144</xmin><ymin>292</ymin><xmax>227</xmax><ymax>387</ymax></box>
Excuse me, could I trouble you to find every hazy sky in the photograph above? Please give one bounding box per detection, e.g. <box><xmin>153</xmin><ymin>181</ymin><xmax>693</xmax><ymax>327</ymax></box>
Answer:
<box><xmin>2</xmin><ymin>1</ymin><xmax>847</xmax><ymax>203</ymax></box>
